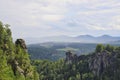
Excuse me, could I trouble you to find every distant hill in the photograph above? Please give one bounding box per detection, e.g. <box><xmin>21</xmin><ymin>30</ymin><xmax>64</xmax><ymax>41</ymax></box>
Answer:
<box><xmin>109</xmin><ymin>40</ymin><xmax>120</xmax><ymax>44</ymax></box>
<box><xmin>28</xmin><ymin>42</ymin><xmax>120</xmax><ymax>61</ymax></box>
<box><xmin>28</xmin><ymin>43</ymin><xmax>97</xmax><ymax>60</ymax></box>
<box><xmin>25</xmin><ymin>35</ymin><xmax>120</xmax><ymax>44</ymax></box>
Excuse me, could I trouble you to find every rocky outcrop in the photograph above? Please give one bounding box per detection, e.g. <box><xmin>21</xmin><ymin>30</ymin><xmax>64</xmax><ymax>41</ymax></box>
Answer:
<box><xmin>89</xmin><ymin>50</ymin><xmax>117</xmax><ymax>76</ymax></box>
<box><xmin>0</xmin><ymin>21</ymin><xmax>39</xmax><ymax>80</ymax></box>
<box><xmin>65</xmin><ymin>51</ymin><xmax>78</xmax><ymax>63</ymax></box>
<box><xmin>65</xmin><ymin>51</ymin><xmax>89</xmax><ymax>64</ymax></box>
<box><xmin>11</xmin><ymin>60</ymin><xmax>24</xmax><ymax>75</ymax></box>
<box><xmin>65</xmin><ymin>49</ymin><xmax>118</xmax><ymax>78</ymax></box>
<box><xmin>15</xmin><ymin>39</ymin><xmax>27</xmax><ymax>52</ymax></box>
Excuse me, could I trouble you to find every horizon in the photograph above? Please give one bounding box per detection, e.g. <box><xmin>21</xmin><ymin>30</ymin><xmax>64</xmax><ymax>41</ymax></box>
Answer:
<box><xmin>13</xmin><ymin>34</ymin><xmax>120</xmax><ymax>41</ymax></box>
<box><xmin>19</xmin><ymin>34</ymin><xmax>120</xmax><ymax>38</ymax></box>
<box><xmin>0</xmin><ymin>0</ymin><xmax>120</xmax><ymax>39</ymax></box>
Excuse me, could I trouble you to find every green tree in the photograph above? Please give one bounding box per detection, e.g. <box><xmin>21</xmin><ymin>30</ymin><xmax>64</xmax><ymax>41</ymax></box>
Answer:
<box><xmin>0</xmin><ymin>21</ymin><xmax>39</xmax><ymax>80</ymax></box>
<box><xmin>95</xmin><ymin>44</ymin><xmax>104</xmax><ymax>53</ymax></box>
<box><xmin>105</xmin><ymin>44</ymin><xmax>114</xmax><ymax>52</ymax></box>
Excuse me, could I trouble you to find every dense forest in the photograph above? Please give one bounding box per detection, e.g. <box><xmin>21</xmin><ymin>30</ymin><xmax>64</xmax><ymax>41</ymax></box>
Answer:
<box><xmin>28</xmin><ymin>43</ymin><xmax>97</xmax><ymax>61</ymax></box>
<box><xmin>32</xmin><ymin>44</ymin><xmax>120</xmax><ymax>80</ymax></box>
<box><xmin>28</xmin><ymin>43</ymin><xmax>120</xmax><ymax>61</ymax></box>
<box><xmin>0</xmin><ymin>21</ymin><xmax>120</xmax><ymax>80</ymax></box>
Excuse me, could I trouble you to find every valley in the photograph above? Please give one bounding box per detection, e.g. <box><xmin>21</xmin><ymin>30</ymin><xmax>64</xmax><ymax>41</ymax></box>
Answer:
<box><xmin>28</xmin><ymin>42</ymin><xmax>120</xmax><ymax>61</ymax></box>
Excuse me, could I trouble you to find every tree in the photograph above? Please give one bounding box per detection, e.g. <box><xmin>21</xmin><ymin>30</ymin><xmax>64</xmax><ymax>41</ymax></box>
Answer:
<box><xmin>95</xmin><ymin>44</ymin><xmax>104</xmax><ymax>53</ymax></box>
<box><xmin>0</xmin><ymin>21</ymin><xmax>39</xmax><ymax>80</ymax></box>
<box><xmin>105</xmin><ymin>44</ymin><xmax>114</xmax><ymax>52</ymax></box>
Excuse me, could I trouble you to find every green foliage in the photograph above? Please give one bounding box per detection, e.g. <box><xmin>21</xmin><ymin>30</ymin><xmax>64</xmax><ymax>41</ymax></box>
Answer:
<box><xmin>105</xmin><ymin>44</ymin><xmax>115</xmax><ymax>52</ymax></box>
<box><xmin>0</xmin><ymin>21</ymin><xmax>39</xmax><ymax>80</ymax></box>
<box><xmin>32</xmin><ymin>58</ymin><xmax>91</xmax><ymax>80</ymax></box>
<box><xmin>0</xmin><ymin>54</ymin><xmax>14</xmax><ymax>80</ymax></box>
<box><xmin>28</xmin><ymin>43</ymin><xmax>97</xmax><ymax>61</ymax></box>
<box><xmin>95</xmin><ymin>44</ymin><xmax>104</xmax><ymax>53</ymax></box>
<box><xmin>32</xmin><ymin>44</ymin><xmax>120</xmax><ymax>80</ymax></box>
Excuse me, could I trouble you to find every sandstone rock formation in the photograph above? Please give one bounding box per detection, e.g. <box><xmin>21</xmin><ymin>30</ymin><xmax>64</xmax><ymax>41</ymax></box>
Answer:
<box><xmin>15</xmin><ymin>39</ymin><xmax>27</xmax><ymax>52</ymax></box>
<box><xmin>89</xmin><ymin>50</ymin><xmax>117</xmax><ymax>77</ymax></box>
<box><xmin>65</xmin><ymin>51</ymin><xmax>78</xmax><ymax>63</ymax></box>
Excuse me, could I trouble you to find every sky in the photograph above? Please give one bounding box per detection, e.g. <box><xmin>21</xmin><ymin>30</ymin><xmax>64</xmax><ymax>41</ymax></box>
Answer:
<box><xmin>0</xmin><ymin>0</ymin><xmax>120</xmax><ymax>39</ymax></box>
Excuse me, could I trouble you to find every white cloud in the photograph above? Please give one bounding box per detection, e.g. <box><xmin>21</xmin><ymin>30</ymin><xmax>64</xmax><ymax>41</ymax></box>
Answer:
<box><xmin>86</xmin><ymin>0</ymin><xmax>118</xmax><ymax>9</ymax></box>
<box><xmin>41</xmin><ymin>14</ymin><xmax>64</xmax><ymax>22</ymax></box>
<box><xmin>87</xmin><ymin>25</ymin><xmax>106</xmax><ymax>31</ymax></box>
<box><xmin>24</xmin><ymin>2</ymin><xmax>67</xmax><ymax>14</ymax></box>
<box><xmin>109</xmin><ymin>15</ymin><xmax>120</xmax><ymax>30</ymax></box>
<box><xmin>78</xmin><ymin>8</ymin><xmax>120</xmax><ymax>16</ymax></box>
<box><xmin>86</xmin><ymin>15</ymin><xmax>120</xmax><ymax>31</ymax></box>
<box><xmin>0</xmin><ymin>0</ymin><xmax>120</xmax><ymax>38</ymax></box>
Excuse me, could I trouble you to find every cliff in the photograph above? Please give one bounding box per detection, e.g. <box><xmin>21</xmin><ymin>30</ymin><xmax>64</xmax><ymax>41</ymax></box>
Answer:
<box><xmin>65</xmin><ymin>44</ymin><xmax>120</xmax><ymax>80</ymax></box>
<box><xmin>0</xmin><ymin>21</ymin><xmax>39</xmax><ymax>80</ymax></box>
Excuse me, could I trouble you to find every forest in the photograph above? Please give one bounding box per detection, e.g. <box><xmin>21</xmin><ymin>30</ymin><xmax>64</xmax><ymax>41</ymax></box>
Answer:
<box><xmin>28</xmin><ymin>43</ymin><xmax>120</xmax><ymax>61</ymax></box>
<box><xmin>32</xmin><ymin>44</ymin><xmax>120</xmax><ymax>80</ymax></box>
<box><xmin>0</xmin><ymin>21</ymin><xmax>120</xmax><ymax>80</ymax></box>
<box><xmin>0</xmin><ymin>21</ymin><xmax>39</xmax><ymax>80</ymax></box>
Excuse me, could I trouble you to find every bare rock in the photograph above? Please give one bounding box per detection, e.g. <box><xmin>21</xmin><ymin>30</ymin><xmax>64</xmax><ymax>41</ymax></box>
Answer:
<box><xmin>89</xmin><ymin>50</ymin><xmax>116</xmax><ymax>76</ymax></box>
<box><xmin>15</xmin><ymin>39</ymin><xmax>27</xmax><ymax>51</ymax></box>
<box><xmin>65</xmin><ymin>51</ymin><xmax>78</xmax><ymax>64</ymax></box>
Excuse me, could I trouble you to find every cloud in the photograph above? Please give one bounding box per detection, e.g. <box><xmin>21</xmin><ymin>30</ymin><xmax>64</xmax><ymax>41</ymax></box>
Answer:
<box><xmin>41</xmin><ymin>14</ymin><xmax>64</xmax><ymax>22</ymax></box>
<box><xmin>109</xmin><ymin>15</ymin><xmax>120</xmax><ymax>30</ymax></box>
<box><xmin>87</xmin><ymin>24</ymin><xmax>106</xmax><ymax>30</ymax></box>
<box><xmin>0</xmin><ymin>0</ymin><xmax>120</xmax><ymax>38</ymax></box>
<box><xmin>78</xmin><ymin>8</ymin><xmax>120</xmax><ymax>16</ymax></box>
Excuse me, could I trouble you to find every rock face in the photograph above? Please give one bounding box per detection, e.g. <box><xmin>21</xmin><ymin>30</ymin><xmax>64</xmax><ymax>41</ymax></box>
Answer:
<box><xmin>15</xmin><ymin>39</ymin><xmax>27</xmax><ymax>51</ymax></box>
<box><xmin>12</xmin><ymin>39</ymin><xmax>34</xmax><ymax>78</ymax></box>
<box><xmin>0</xmin><ymin>21</ymin><xmax>39</xmax><ymax>80</ymax></box>
<box><xmin>65</xmin><ymin>51</ymin><xmax>78</xmax><ymax>63</ymax></box>
<box><xmin>65</xmin><ymin>50</ymin><xmax>119</xmax><ymax>78</ymax></box>
<box><xmin>89</xmin><ymin>50</ymin><xmax>117</xmax><ymax>76</ymax></box>
<box><xmin>12</xmin><ymin>60</ymin><xmax>24</xmax><ymax>75</ymax></box>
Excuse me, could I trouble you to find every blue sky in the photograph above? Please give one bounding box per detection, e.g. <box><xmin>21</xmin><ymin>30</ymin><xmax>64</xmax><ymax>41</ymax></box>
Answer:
<box><xmin>0</xmin><ymin>0</ymin><xmax>120</xmax><ymax>38</ymax></box>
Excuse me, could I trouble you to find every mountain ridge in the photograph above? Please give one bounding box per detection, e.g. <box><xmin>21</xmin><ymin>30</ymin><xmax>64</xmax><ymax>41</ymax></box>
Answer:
<box><xmin>24</xmin><ymin>35</ymin><xmax>120</xmax><ymax>44</ymax></box>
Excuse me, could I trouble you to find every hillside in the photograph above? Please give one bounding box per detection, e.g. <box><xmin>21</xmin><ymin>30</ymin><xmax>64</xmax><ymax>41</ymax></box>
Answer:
<box><xmin>28</xmin><ymin>43</ymin><xmax>97</xmax><ymax>60</ymax></box>
<box><xmin>32</xmin><ymin>44</ymin><xmax>120</xmax><ymax>80</ymax></box>
<box><xmin>28</xmin><ymin>42</ymin><xmax>120</xmax><ymax>61</ymax></box>
<box><xmin>0</xmin><ymin>21</ymin><xmax>39</xmax><ymax>80</ymax></box>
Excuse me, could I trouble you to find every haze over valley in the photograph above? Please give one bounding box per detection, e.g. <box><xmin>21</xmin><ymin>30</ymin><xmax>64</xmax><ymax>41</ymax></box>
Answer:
<box><xmin>25</xmin><ymin>34</ymin><xmax>120</xmax><ymax>44</ymax></box>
